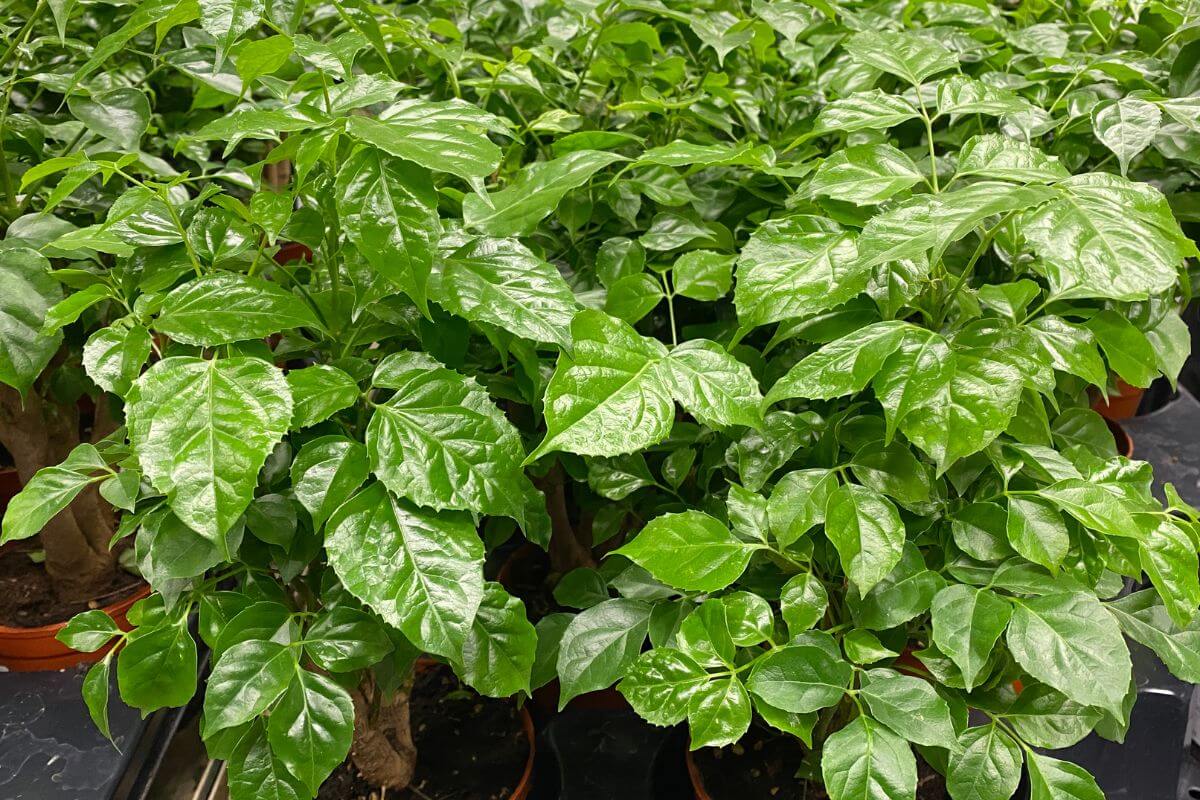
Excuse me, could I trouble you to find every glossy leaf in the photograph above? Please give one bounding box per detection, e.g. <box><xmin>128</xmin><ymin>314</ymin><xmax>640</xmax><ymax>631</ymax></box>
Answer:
<box><xmin>126</xmin><ymin>357</ymin><xmax>292</xmax><ymax>543</ymax></box>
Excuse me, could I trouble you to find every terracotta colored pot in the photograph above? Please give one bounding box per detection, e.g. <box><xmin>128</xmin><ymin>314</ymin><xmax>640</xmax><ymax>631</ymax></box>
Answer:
<box><xmin>274</xmin><ymin>241</ymin><xmax>313</xmax><ymax>265</ymax></box>
<box><xmin>0</xmin><ymin>583</ymin><xmax>151</xmax><ymax>672</ymax></box>
<box><xmin>1092</xmin><ymin>379</ymin><xmax>1144</xmax><ymax>421</ymax></box>
<box><xmin>1107</xmin><ymin>417</ymin><xmax>1133</xmax><ymax>458</ymax></box>
<box><xmin>687</xmin><ymin>747</ymin><xmax>713</xmax><ymax>800</ymax></box>
<box><xmin>0</xmin><ymin>466</ymin><xmax>19</xmax><ymax>516</ymax></box>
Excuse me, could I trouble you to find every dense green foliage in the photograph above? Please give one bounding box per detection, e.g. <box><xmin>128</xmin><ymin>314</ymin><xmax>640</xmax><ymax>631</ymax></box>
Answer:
<box><xmin>2</xmin><ymin>0</ymin><xmax>1200</xmax><ymax>798</ymax></box>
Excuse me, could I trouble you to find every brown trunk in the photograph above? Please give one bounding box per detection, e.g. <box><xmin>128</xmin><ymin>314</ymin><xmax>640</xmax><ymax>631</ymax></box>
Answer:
<box><xmin>538</xmin><ymin>464</ymin><xmax>595</xmax><ymax>576</ymax></box>
<box><xmin>349</xmin><ymin>671</ymin><xmax>418</xmax><ymax>790</ymax></box>
<box><xmin>0</xmin><ymin>386</ymin><xmax>115</xmax><ymax>602</ymax></box>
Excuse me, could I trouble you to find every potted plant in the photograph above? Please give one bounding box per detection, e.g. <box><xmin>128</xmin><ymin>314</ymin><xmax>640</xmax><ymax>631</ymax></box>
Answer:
<box><xmin>0</xmin><ymin>0</ymin><xmax>237</xmax><ymax>669</ymax></box>
<box><xmin>2</xmin><ymin>2</ymin><xmax>556</xmax><ymax>798</ymax></box>
<box><xmin>524</xmin><ymin>12</ymin><xmax>1198</xmax><ymax>800</ymax></box>
<box><xmin>4</xmin><ymin>0</ymin><xmax>1198</xmax><ymax>798</ymax></box>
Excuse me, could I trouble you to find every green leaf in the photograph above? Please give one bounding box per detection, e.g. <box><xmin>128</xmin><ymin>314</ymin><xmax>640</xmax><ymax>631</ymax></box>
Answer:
<box><xmin>204</xmin><ymin>640</ymin><xmax>296</xmax><ymax>736</ymax></box>
<box><xmin>821</xmin><ymin>716</ymin><xmax>917</xmax><ymax>800</ymax></box>
<box><xmin>136</xmin><ymin>509</ymin><xmax>227</xmax><ymax>583</ymax></box>
<box><xmin>662</xmin><ymin>339</ymin><xmax>763</xmax><ymax>429</ymax></box>
<box><xmin>1026</xmin><ymin>317</ymin><xmax>1108</xmax><ymax>388</ymax></box>
<box><xmin>41</xmin><ymin>283</ymin><xmax>113</xmax><ymax>335</ymax></box>
<box><xmin>843</xmin><ymin>629</ymin><xmax>899</xmax><ymax>664</ymax></box>
<box><xmin>304</xmin><ymin>606</ymin><xmax>393</xmax><ymax>672</ymax></box>
<box><xmin>673</xmin><ymin>250</ymin><xmax>734</xmax><ymax>301</ymax></box>
<box><xmin>266</xmin><ymin>668</ymin><xmax>354</xmax><ymax>795</ymax></box>
<box><xmin>556</xmin><ymin>598</ymin><xmax>651</xmax><ymax>707</ymax></box>
<box><xmin>1146</xmin><ymin>312</ymin><xmax>1191</xmax><ymax>389</ymax></box>
<box><xmin>367</xmin><ymin>351</ymin><xmax>528</xmax><ymax>519</ymax></box>
<box><xmin>1023</xmin><ymin>174</ymin><xmax>1184</xmax><ymax>301</ymax></box>
<box><xmin>286</xmin><ymin>365</ymin><xmax>359</xmax><ymax>429</ymax></box>
<box><xmin>336</xmin><ymin>147</ymin><xmax>440</xmax><ymax>315</ymax></box>
<box><xmin>1006</xmin><ymin>592</ymin><xmax>1131</xmax><ymax>715</ymax></box>
<box><xmin>850</xmin><ymin>440</ymin><xmax>932</xmax><ymax>506</ymax></box>
<box><xmin>875</xmin><ymin>324</ymin><xmax>1033</xmax><ymax>472</ymax></box>
<box><xmin>824</xmin><ymin>484</ymin><xmax>906</xmax><ymax>596</ymax></box>
<box><xmin>810</xmin><ymin>144</ymin><xmax>924</xmax><ymax>204</ymax></box>
<box><xmin>1006</xmin><ymin>496</ymin><xmax>1069</xmax><ymax>572</ymax></box>
<box><xmin>1085</xmin><ymin>309</ymin><xmax>1158</xmax><ymax>388</ymax></box>
<box><xmin>780</xmin><ymin>573</ymin><xmax>829</xmax><ymax>634</ymax></box>
<box><xmin>83</xmin><ymin>656</ymin><xmax>114</xmax><ymax>742</ymax></box>
<box><xmin>946</xmin><ymin>724</ymin><xmax>1023</xmax><ymax>800</ymax></box>
<box><xmin>844</xmin><ymin>30</ymin><xmax>957</xmax><ymax>85</ymax></box>
<box><xmin>687</xmin><ymin>677</ymin><xmax>752</xmax><ymax>749</ymax></box>
<box><xmin>57</xmin><ymin>609</ymin><xmax>122</xmax><ymax>652</ymax></box>
<box><xmin>437</xmin><ymin>237</ymin><xmax>579</xmax><ymax>349</ymax></box>
<box><xmin>193</xmin><ymin>108</ymin><xmax>327</xmax><ymax>154</ymax></box>
<box><xmin>619</xmin><ymin>647</ymin><xmax>710</xmax><ymax>726</ymax></box>
<box><xmin>1027</xmin><ymin>752</ymin><xmax>1104</xmax><ymax>800</ymax></box>
<box><xmin>930</xmin><ymin>584</ymin><xmax>1011</xmax><ymax>690</ymax></box>
<box><xmin>1002</xmin><ymin>684</ymin><xmax>1101</xmax><ymax>749</ymax></box>
<box><xmin>1139</xmin><ymin>518</ymin><xmax>1200</xmax><ymax>628</ymax></box>
<box><xmin>734</xmin><ymin>216</ymin><xmax>865</xmax><ymax>329</ymax></box>
<box><xmin>345</xmin><ymin>99</ymin><xmax>507</xmax><ymax>182</ymax></box>
<box><xmin>325</xmin><ymin>483</ymin><xmax>484</xmax><ymax>658</ymax></box>
<box><xmin>156</xmin><ymin>273</ymin><xmax>321</xmax><ymax>346</ymax></box>
<box><xmin>290</xmin><ymin>436</ymin><xmax>369</xmax><ymax>531</ymax></box>
<box><xmin>814</xmin><ymin>90</ymin><xmax>920</xmax><ymax>133</ymax></box>
<box><xmin>235</xmin><ymin>34</ymin><xmax>293</xmax><ymax>84</ymax></box>
<box><xmin>529</xmin><ymin>310</ymin><xmax>673</xmax><ymax>460</ymax></box>
<box><xmin>83</xmin><ymin>321</ymin><xmax>153</xmax><ymax>396</ymax></box>
<box><xmin>127</xmin><ymin>357</ymin><xmax>292</xmax><ymax>543</ymax></box>
<box><xmin>766</xmin><ymin>321</ymin><xmax>910</xmax><ymax>405</ymax></box>
<box><xmin>117</xmin><ymin>622</ymin><xmax>198</xmax><ymax>712</ymax></box>
<box><xmin>956</xmin><ymin>134</ymin><xmax>1069</xmax><ymax>183</ymax></box>
<box><xmin>532</xmin><ymin>613</ymin><xmax>572</xmax><ymax>690</ymax></box>
<box><xmin>1036</xmin><ymin>479</ymin><xmax>1143</xmax><ymax>539</ymax></box>
<box><xmin>936</xmin><ymin>77</ymin><xmax>1031</xmax><ymax>118</ymax></box>
<box><xmin>746</xmin><ymin>644</ymin><xmax>852</xmax><ymax>713</ymax></box>
<box><xmin>722</xmin><ymin>592</ymin><xmax>774</xmax><ymax>646</ymax></box>
<box><xmin>1092</xmin><ymin>97</ymin><xmax>1162</xmax><ymax>176</ymax></box>
<box><xmin>67</xmin><ymin>88</ymin><xmax>150</xmax><ymax>151</ymax></box>
<box><xmin>459</xmin><ymin>582</ymin><xmax>537</xmax><ymax>697</ymax></box>
<box><xmin>0</xmin><ymin>247</ymin><xmax>62</xmax><ymax>394</ymax></box>
<box><xmin>604</xmin><ymin>273</ymin><xmax>662</xmax><ymax>324</ymax></box>
<box><xmin>199</xmin><ymin>0</ymin><xmax>265</xmax><ymax>68</ymax></box>
<box><xmin>849</xmin><ymin>545</ymin><xmax>945</xmax><ymax>630</ymax></box>
<box><xmin>857</xmin><ymin>182</ymin><xmax>1053</xmax><ymax>271</ymax></box>
<box><xmin>615</xmin><ymin>510</ymin><xmax>759</xmax><ymax>592</ymax></box>
<box><xmin>463</xmin><ymin>151</ymin><xmax>624</xmax><ymax>237</ymax></box>
<box><xmin>227</xmin><ymin>723</ymin><xmax>307</xmax><ymax>800</ymax></box>
<box><xmin>860</xmin><ymin>669</ymin><xmax>959</xmax><ymax>749</ymax></box>
<box><xmin>2</xmin><ymin>443</ymin><xmax>107</xmax><ymax>544</ymax></box>
<box><xmin>769</xmin><ymin>469</ymin><xmax>837</xmax><ymax>546</ymax></box>
<box><xmin>1108</xmin><ymin>589</ymin><xmax>1200</xmax><ymax>683</ymax></box>
<box><xmin>636</xmin><ymin>139</ymin><xmax>770</xmax><ymax>168</ymax></box>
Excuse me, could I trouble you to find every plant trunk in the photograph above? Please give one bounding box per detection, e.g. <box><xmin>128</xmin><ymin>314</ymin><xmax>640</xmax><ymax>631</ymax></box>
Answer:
<box><xmin>0</xmin><ymin>386</ymin><xmax>115</xmax><ymax>602</ymax></box>
<box><xmin>539</xmin><ymin>463</ymin><xmax>595</xmax><ymax>576</ymax></box>
<box><xmin>349</xmin><ymin>671</ymin><xmax>418</xmax><ymax>790</ymax></box>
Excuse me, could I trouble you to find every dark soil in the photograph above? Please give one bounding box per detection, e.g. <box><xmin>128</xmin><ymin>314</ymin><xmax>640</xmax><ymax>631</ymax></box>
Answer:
<box><xmin>0</xmin><ymin>540</ymin><xmax>141</xmax><ymax>628</ymax></box>
<box><xmin>317</xmin><ymin>663</ymin><xmax>530</xmax><ymax>800</ymax></box>
<box><xmin>497</xmin><ymin>543</ymin><xmax>556</xmax><ymax>620</ymax></box>
<box><xmin>694</xmin><ymin>723</ymin><xmax>947</xmax><ymax>800</ymax></box>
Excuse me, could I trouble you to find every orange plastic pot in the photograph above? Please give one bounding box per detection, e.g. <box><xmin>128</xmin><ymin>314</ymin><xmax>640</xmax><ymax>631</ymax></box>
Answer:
<box><xmin>0</xmin><ymin>583</ymin><xmax>150</xmax><ymax>672</ymax></box>
<box><xmin>687</xmin><ymin>748</ymin><xmax>713</xmax><ymax>800</ymax></box>
<box><xmin>1092</xmin><ymin>379</ymin><xmax>1144</xmax><ymax>421</ymax></box>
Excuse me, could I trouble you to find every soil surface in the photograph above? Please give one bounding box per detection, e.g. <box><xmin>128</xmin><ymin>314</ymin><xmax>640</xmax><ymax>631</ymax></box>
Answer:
<box><xmin>694</xmin><ymin>723</ymin><xmax>947</xmax><ymax>800</ymax></box>
<box><xmin>0</xmin><ymin>540</ymin><xmax>141</xmax><ymax>628</ymax></box>
<box><xmin>317</xmin><ymin>663</ymin><xmax>530</xmax><ymax>800</ymax></box>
